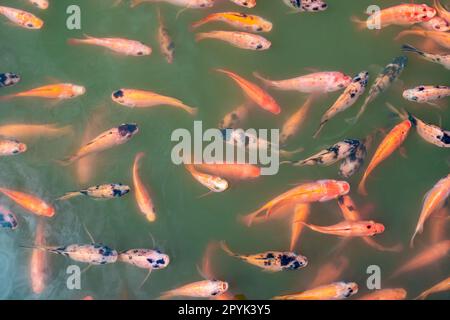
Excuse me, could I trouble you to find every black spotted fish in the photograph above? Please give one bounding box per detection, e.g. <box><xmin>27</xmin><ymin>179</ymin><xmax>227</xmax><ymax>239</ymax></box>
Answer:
<box><xmin>408</xmin><ymin>113</ymin><xmax>450</xmax><ymax>148</ymax></box>
<box><xmin>119</xmin><ymin>249</ymin><xmax>170</xmax><ymax>270</ymax></box>
<box><xmin>339</xmin><ymin>141</ymin><xmax>367</xmax><ymax>178</ymax></box>
<box><xmin>351</xmin><ymin>56</ymin><xmax>407</xmax><ymax>123</ymax></box>
<box><xmin>283</xmin><ymin>0</ymin><xmax>328</xmax><ymax>12</ymax></box>
<box><xmin>0</xmin><ymin>73</ymin><xmax>20</xmax><ymax>88</ymax></box>
<box><xmin>220</xmin><ymin>241</ymin><xmax>308</xmax><ymax>272</ymax></box>
<box><xmin>402</xmin><ymin>44</ymin><xmax>450</xmax><ymax>70</ymax></box>
<box><xmin>0</xmin><ymin>206</ymin><xmax>18</xmax><ymax>230</ymax></box>
<box><xmin>56</xmin><ymin>183</ymin><xmax>130</xmax><ymax>201</ymax></box>
<box><xmin>403</xmin><ymin>85</ymin><xmax>450</xmax><ymax>106</ymax></box>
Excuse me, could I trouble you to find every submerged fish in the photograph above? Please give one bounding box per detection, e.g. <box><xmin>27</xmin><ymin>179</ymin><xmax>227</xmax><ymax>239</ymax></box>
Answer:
<box><xmin>396</xmin><ymin>29</ymin><xmax>450</xmax><ymax>50</ymax></box>
<box><xmin>0</xmin><ymin>187</ymin><xmax>55</xmax><ymax>217</ymax></box>
<box><xmin>119</xmin><ymin>249</ymin><xmax>170</xmax><ymax>270</ymax></box>
<box><xmin>56</xmin><ymin>183</ymin><xmax>130</xmax><ymax>201</ymax></box>
<box><xmin>420</xmin><ymin>16</ymin><xmax>449</xmax><ymax>31</ymax></box>
<box><xmin>131</xmin><ymin>0</ymin><xmax>214</xmax><ymax>9</ymax></box>
<box><xmin>403</xmin><ymin>85</ymin><xmax>450</xmax><ymax>105</ymax></box>
<box><xmin>192</xmin><ymin>12</ymin><xmax>272</xmax><ymax>32</ymax></box>
<box><xmin>0</xmin><ymin>123</ymin><xmax>72</xmax><ymax>140</ymax></box>
<box><xmin>338</xmin><ymin>141</ymin><xmax>367</xmax><ymax>178</ymax></box>
<box><xmin>351</xmin><ymin>56</ymin><xmax>407</xmax><ymax>123</ymax></box>
<box><xmin>220</xmin><ymin>241</ymin><xmax>308</xmax><ymax>272</ymax></box>
<box><xmin>300</xmin><ymin>220</ymin><xmax>385</xmax><ymax>237</ymax></box>
<box><xmin>281</xmin><ymin>96</ymin><xmax>314</xmax><ymax>145</ymax></box>
<box><xmin>0</xmin><ymin>73</ymin><xmax>20</xmax><ymax>88</ymax></box>
<box><xmin>308</xmin><ymin>256</ymin><xmax>349</xmax><ymax>288</ymax></box>
<box><xmin>219</xmin><ymin>104</ymin><xmax>249</xmax><ymax>130</ymax></box>
<box><xmin>186</xmin><ymin>164</ymin><xmax>229</xmax><ymax>193</ymax></box>
<box><xmin>1</xmin><ymin>83</ymin><xmax>85</xmax><ymax>100</ymax></box>
<box><xmin>314</xmin><ymin>71</ymin><xmax>369</xmax><ymax>138</ymax></box>
<box><xmin>408</xmin><ymin>112</ymin><xmax>450</xmax><ymax>148</ymax></box>
<box><xmin>359</xmin><ymin>288</ymin><xmax>407</xmax><ymax>300</ymax></box>
<box><xmin>253</xmin><ymin>71</ymin><xmax>351</xmax><ymax>94</ymax></box>
<box><xmin>289</xmin><ymin>204</ymin><xmax>310</xmax><ymax>251</ymax></box>
<box><xmin>0</xmin><ymin>139</ymin><xmax>27</xmax><ymax>156</ymax></box>
<box><xmin>196</xmin><ymin>31</ymin><xmax>271</xmax><ymax>51</ymax></box>
<box><xmin>283</xmin><ymin>0</ymin><xmax>328</xmax><ymax>12</ymax></box>
<box><xmin>159</xmin><ymin>280</ymin><xmax>229</xmax><ymax>299</ymax></box>
<box><xmin>273</xmin><ymin>282</ymin><xmax>358</xmax><ymax>300</ymax></box>
<box><xmin>0</xmin><ymin>206</ymin><xmax>18</xmax><ymax>230</ymax></box>
<box><xmin>157</xmin><ymin>8</ymin><xmax>174</xmax><ymax>63</ymax></box>
<box><xmin>112</xmin><ymin>89</ymin><xmax>197</xmax><ymax>115</ymax></box>
<box><xmin>0</xmin><ymin>6</ymin><xmax>44</xmax><ymax>29</ymax></box>
<box><xmin>30</xmin><ymin>221</ymin><xmax>47</xmax><ymax>294</ymax></box>
<box><xmin>193</xmin><ymin>163</ymin><xmax>261</xmax><ymax>180</ymax></box>
<box><xmin>133</xmin><ymin>152</ymin><xmax>156</xmax><ymax>222</ymax></box>
<box><xmin>402</xmin><ymin>44</ymin><xmax>450</xmax><ymax>70</ymax></box>
<box><xmin>29</xmin><ymin>0</ymin><xmax>49</xmax><ymax>10</ymax></box>
<box><xmin>229</xmin><ymin>0</ymin><xmax>256</xmax><ymax>8</ymax></box>
<box><xmin>68</xmin><ymin>35</ymin><xmax>152</xmax><ymax>56</ymax></box>
<box><xmin>416</xmin><ymin>276</ymin><xmax>450</xmax><ymax>300</ymax></box>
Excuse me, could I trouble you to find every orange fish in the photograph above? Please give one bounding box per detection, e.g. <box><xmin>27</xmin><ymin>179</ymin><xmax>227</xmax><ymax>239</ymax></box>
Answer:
<box><xmin>196</xmin><ymin>31</ymin><xmax>271</xmax><ymax>51</ymax></box>
<box><xmin>193</xmin><ymin>163</ymin><xmax>261</xmax><ymax>181</ymax></box>
<box><xmin>358</xmin><ymin>120</ymin><xmax>412</xmax><ymax>196</ymax></box>
<box><xmin>289</xmin><ymin>204</ymin><xmax>310</xmax><ymax>251</ymax></box>
<box><xmin>30</xmin><ymin>221</ymin><xmax>47</xmax><ymax>294</ymax></box>
<box><xmin>391</xmin><ymin>240</ymin><xmax>450</xmax><ymax>278</ymax></box>
<box><xmin>192</xmin><ymin>12</ymin><xmax>272</xmax><ymax>32</ymax></box>
<box><xmin>273</xmin><ymin>282</ymin><xmax>358</xmax><ymax>300</ymax></box>
<box><xmin>1</xmin><ymin>83</ymin><xmax>85</xmax><ymax>100</ymax></box>
<box><xmin>308</xmin><ymin>256</ymin><xmax>349</xmax><ymax>289</ymax></box>
<box><xmin>358</xmin><ymin>288</ymin><xmax>407</xmax><ymax>300</ymax></box>
<box><xmin>159</xmin><ymin>280</ymin><xmax>229</xmax><ymax>299</ymax></box>
<box><xmin>0</xmin><ymin>123</ymin><xmax>72</xmax><ymax>140</ymax></box>
<box><xmin>281</xmin><ymin>96</ymin><xmax>314</xmax><ymax>145</ymax></box>
<box><xmin>215</xmin><ymin>69</ymin><xmax>281</xmax><ymax>115</ymax></box>
<box><xmin>68</xmin><ymin>35</ymin><xmax>152</xmax><ymax>56</ymax></box>
<box><xmin>416</xmin><ymin>276</ymin><xmax>450</xmax><ymax>300</ymax></box>
<box><xmin>411</xmin><ymin>174</ymin><xmax>450</xmax><ymax>247</ymax></box>
<box><xmin>300</xmin><ymin>220</ymin><xmax>385</xmax><ymax>237</ymax></box>
<box><xmin>0</xmin><ymin>187</ymin><xmax>55</xmax><ymax>217</ymax></box>
<box><xmin>241</xmin><ymin>180</ymin><xmax>350</xmax><ymax>226</ymax></box>
<box><xmin>0</xmin><ymin>6</ymin><xmax>43</xmax><ymax>29</ymax></box>
<box><xmin>396</xmin><ymin>29</ymin><xmax>450</xmax><ymax>50</ymax></box>
<box><xmin>133</xmin><ymin>152</ymin><xmax>156</xmax><ymax>222</ymax></box>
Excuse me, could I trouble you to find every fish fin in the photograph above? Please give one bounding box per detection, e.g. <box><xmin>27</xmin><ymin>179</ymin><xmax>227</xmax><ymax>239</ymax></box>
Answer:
<box><xmin>196</xmin><ymin>264</ymin><xmax>211</xmax><ymax>280</ymax></box>
<box><xmin>55</xmin><ymin>191</ymin><xmax>81</xmax><ymax>201</ymax></box>
<box><xmin>399</xmin><ymin>146</ymin><xmax>407</xmax><ymax>159</ymax></box>
<box><xmin>312</xmin><ymin>122</ymin><xmax>326</xmax><ymax>139</ymax></box>
<box><xmin>138</xmin><ymin>268</ymin><xmax>152</xmax><ymax>289</ymax></box>
<box><xmin>198</xmin><ymin>191</ymin><xmax>213</xmax><ymax>199</ymax></box>
<box><xmin>83</xmin><ymin>223</ymin><xmax>96</xmax><ymax>243</ymax></box>
<box><xmin>350</xmin><ymin>16</ymin><xmax>367</xmax><ymax>31</ymax></box>
<box><xmin>358</xmin><ymin>177</ymin><xmax>369</xmax><ymax>196</ymax></box>
<box><xmin>81</xmin><ymin>264</ymin><xmax>92</xmax><ymax>274</ymax></box>
<box><xmin>279</xmin><ymin>147</ymin><xmax>304</xmax><ymax>159</ymax></box>
<box><xmin>394</xmin><ymin>30</ymin><xmax>424</xmax><ymax>41</ymax></box>
<box><xmin>409</xmin><ymin>227</ymin><xmax>422</xmax><ymax>248</ymax></box>
<box><xmin>219</xmin><ymin>241</ymin><xmax>237</xmax><ymax>258</ymax></box>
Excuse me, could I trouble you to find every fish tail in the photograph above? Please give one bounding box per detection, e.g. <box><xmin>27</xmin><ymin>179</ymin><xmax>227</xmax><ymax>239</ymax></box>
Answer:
<box><xmin>177</xmin><ymin>102</ymin><xmax>198</xmax><ymax>116</ymax></box>
<box><xmin>358</xmin><ymin>175</ymin><xmax>369</xmax><ymax>196</ymax></box>
<box><xmin>239</xmin><ymin>207</ymin><xmax>266</xmax><ymax>227</ymax></box>
<box><xmin>252</xmin><ymin>72</ymin><xmax>272</xmax><ymax>87</ymax></box>
<box><xmin>401</xmin><ymin>44</ymin><xmax>423</xmax><ymax>56</ymax></box>
<box><xmin>415</xmin><ymin>290</ymin><xmax>430</xmax><ymax>300</ymax></box>
<box><xmin>279</xmin><ymin>147</ymin><xmax>304</xmax><ymax>159</ymax></box>
<box><xmin>0</xmin><ymin>93</ymin><xmax>16</xmax><ymax>101</ymax></box>
<box><xmin>20</xmin><ymin>245</ymin><xmax>56</xmax><ymax>253</ymax></box>
<box><xmin>55</xmin><ymin>191</ymin><xmax>81</xmax><ymax>201</ymax></box>
<box><xmin>219</xmin><ymin>241</ymin><xmax>238</xmax><ymax>258</ymax></box>
<box><xmin>135</xmin><ymin>151</ymin><xmax>145</xmax><ymax>164</ymax></box>
<box><xmin>130</xmin><ymin>0</ymin><xmax>146</xmax><ymax>8</ymax></box>
<box><xmin>312</xmin><ymin>122</ymin><xmax>326</xmax><ymax>139</ymax></box>
<box><xmin>395</xmin><ymin>30</ymin><xmax>425</xmax><ymax>41</ymax></box>
<box><xmin>409</xmin><ymin>226</ymin><xmax>423</xmax><ymax>248</ymax></box>
<box><xmin>191</xmin><ymin>15</ymin><xmax>214</xmax><ymax>29</ymax></box>
<box><xmin>350</xmin><ymin>16</ymin><xmax>367</xmax><ymax>31</ymax></box>
<box><xmin>158</xmin><ymin>290</ymin><xmax>176</xmax><ymax>300</ymax></box>
<box><xmin>67</xmin><ymin>38</ymin><xmax>88</xmax><ymax>46</ymax></box>
<box><xmin>54</xmin><ymin>156</ymin><xmax>75</xmax><ymax>166</ymax></box>
<box><xmin>195</xmin><ymin>32</ymin><xmax>211</xmax><ymax>42</ymax></box>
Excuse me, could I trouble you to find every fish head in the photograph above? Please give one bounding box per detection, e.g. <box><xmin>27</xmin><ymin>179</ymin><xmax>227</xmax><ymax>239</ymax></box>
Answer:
<box><xmin>31</xmin><ymin>0</ymin><xmax>49</xmax><ymax>9</ymax></box>
<box><xmin>25</xmin><ymin>16</ymin><xmax>44</xmax><ymax>29</ymax></box>
<box><xmin>0</xmin><ymin>208</ymin><xmax>18</xmax><ymax>230</ymax></box>
<box><xmin>421</xmin><ymin>5</ymin><xmax>437</xmax><ymax>21</ymax></box>
<box><xmin>210</xmin><ymin>177</ymin><xmax>229</xmax><ymax>192</ymax></box>
<box><xmin>402</xmin><ymin>89</ymin><xmax>418</xmax><ymax>102</ymax></box>
<box><xmin>198</xmin><ymin>0</ymin><xmax>215</xmax><ymax>8</ymax></box>
<box><xmin>343</xmin><ymin>282</ymin><xmax>358</xmax><ymax>298</ymax></box>
<box><xmin>112</xmin><ymin>184</ymin><xmax>131</xmax><ymax>197</ymax></box>
<box><xmin>288</xmin><ymin>254</ymin><xmax>308</xmax><ymax>270</ymax></box>
<box><xmin>118</xmin><ymin>123</ymin><xmax>139</xmax><ymax>138</ymax></box>
<box><xmin>392</xmin><ymin>56</ymin><xmax>408</xmax><ymax>69</ymax></box>
<box><xmin>10</xmin><ymin>140</ymin><xmax>27</xmax><ymax>154</ymax></box>
<box><xmin>148</xmin><ymin>251</ymin><xmax>170</xmax><ymax>270</ymax></box>
<box><xmin>260</xmin><ymin>20</ymin><xmax>273</xmax><ymax>32</ymax></box>
<box><xmin>72</xmin><ymin>85</ymin><xmax>86</xmax><ymax>97</ymax></box>
<box><xmin>134</xmin><ymin>43</ymin><xmax>152</xmax><ymax>56</ymax></box>
<box><xmin>252</xmin><ymin>39</ymin><xmax>272</xmax><ymax>51</ymax></box>
<box><xmin>337</xmin><ymin>180</ymin><xmax>351</xmax><ymax>196</ymax></box>
<box><xmin>42</xmin><ymin>205</ymin><xmax>55</xmax><ymax>218</ymax></box>
<box><xmin>235</xmin><ymin>0</ymin><xmax>256</xmax><ymax>8</ymax></box>
<box><xmin>111</xmin><ymin>89</ymin><xmax>129</xmax><ymax>105</ymax></box>
<box><xmin>423</xmin><ymin>17</ymin><xmax>450</xmax><ymax>32</ymax></box>
<box><xmin>366</xmin><ymin>221</ymin><xmax>385</xmax><ymax>235</ymax></box>
<box><xmin>335</xmin><ymin>73</ymin><xmax>353</xmax><ymax>90</ymax></box>
<box><xmin>2</xmin><ymin>73</ymin><xmax>21</xmax><ymax>86</ymax></box>
<box><xmin>212</xmin><ymin>281</ymin><xmax>229</xmax><ymax>296</ymax></box>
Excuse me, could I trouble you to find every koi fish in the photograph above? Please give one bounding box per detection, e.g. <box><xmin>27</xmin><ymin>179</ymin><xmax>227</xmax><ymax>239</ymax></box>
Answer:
<box><xmin>119</xmin><ymin>249</ymin><xmax>170</xmax><ymax>270</ymax></box>
<box><xmin>289</xmin><ymin>204</ymin><xmax>310</xmax><ymax>251</ymax></box>
<box><xmin>30</xmin><ymin>221</ymin><xmax>47</xmax><ymax>294</ymax></box>
<box><xmin>253</xmin><ymin>71</ymin><xmax>352</xmax><ymax>94</ymax></box>
<box><xmin>0</xmin><ymin>187</ymin><xmax>55</xmax><ymax>217</ymax></box>
<box><xmin>133</xmin><ymin>152</ymin><xmax>156</xmax><ymax>222</ymax></box>
<box><xmin>186</xmin><ymin>164</ymin><xmax>229</xmax><ymax>193</ymax></box>
<box><xmin>0</xmin><ymin>206</ymin><xmax>18</xmax><ymax>230</ymax></box>
<box><xmin>1</xmin><ymin>83</ymin><xmax>85</xmax><ymax>100</ymax></box>
<box><xmin>408</xmin><ymin>112</ymin><xmax>450</xmax><ymax>148</ymax></box>
<box><xmin>229</xmin><ymin>0</ymin><xmax>256</xmax><ymax>8</ymax></box>
<box><xmin>301</xmin><ymin>220</ymin><xmax>385</xmax><ymax>237</ymax></box>
<box><xmin>29</xmin><ymin>0</ymin><xmax>49</xmax><ymax>10</ymax></box>
<box><xmin>351</xmin><ymin>56</ymin><xmax>407</xmax><ymax>123</ymax></box>
<box><xmin>402</xmin><ymin>44</ymin><xmax>450</xmax><ymax>70</ymax></box>
<box><xmin>314</xmin><ymin>71</ymin><xmax>368</xmax><ymax>138</ymax></box>
<box><xmin>219</xmin><ymin>104</ymin><xmax>249</xmax><ymax>129</ymax></box>
<box><xmin>0</xmin><ymin>6</ymin><xmax>44</xmax><ymax>29</ymax></box>
<box><xmin>273</xmin><ymin>282</ymin><xmax>358</xmax><ymax>300</ymax></box>
<box><xmin>25</xmin><ymin>244</ymin><xmax>118</xmax><ymax>265</ymax></box>
<box><xmin>391</xmin><ymin>240</ymin><xmax>450</xmax><ymax>278</ymax></box>
<box><xmin>420</xmin><ymin>16</ymin><xmax>449</xmax><ymax>31</ymax></box>
<box><xmin>0</xmin><ymin>123</ymin><xmax>72</xmax><ymax>140</ymax></box>
<box><xmin>62</xmin><ymin>123</ymin><xmax>139</xmax><ymax>164</ymax></box>
<box><xmin>434</xmin><ymin>0</ymin><xmax>450</xmax><ymax>23</ymax></box>
<box><xmin>338</xmin><ymin>141</ymin><xmax>367</xmax><ymax>178</ymax></box>
<box><xmin>131</xmin><ymin>0</ymin><xmax>214</xmax><ymax>9</ymax></box>
<box><xmin>396</xmin><ymin>29</ymin><xmax>450</xmax><ymax>50</ymax></box>
<box><xmin>112</xmin><ymin>89</ymin><xmax>197</xmax><ymax>115</ymax></box>
<box><xmin>241</xmin><ymin>180</ymin><xmax>350</xmax><ymax>226</ymax></box>
<box><xmin>281</xmin><ymin>96</ymin><xmax>314</xmax><ymax>145</ymax></box>
<box><xmin>157</xmin><ymin>8</ymin><xmax>174</xmax><ymax>64</ymax></box>
<box><xmin>410</xmin><ymin>174</ymin><xmax>450</xmax><ymax>247</ymax></box>
<box><xmin>0</xmin><ymin>139</ymin><xmax>27</xmax><ymax>156</ymax></box>
<box><xmin>403</xmin><ymin>85</ymin><xmax>450</xmax><ymax>105</ymax></box>
<box><xmin>159</xmin><ymin>280</ymin><xmax>229</xmax><ymax>299</ymax></box>
<box><xmin>417</xmin><ymin>276</ymin><xmax>450</xmax><ymax>300</ymax></box>
<box><xmin>216</xmin><ymin>68</ymin><xmax>281</xmax><ymax>115</ymax></box>
<box><xmin>57</xmin><ymin>183</ymin><xmax>130</xmax><ymax>201</ymax></box>
<box><xmin>288</xmin><ymin>139</ymin><xmax>360</xmax><ymax>167</ymax></box>
<box><xmin>193</xmin><ymin>163</ymin><xmax>261</xmax><ymax>180</ymax></box>
<box><xmin>309</xmin><ymin>257</ymin><xmax>349</xmax><ymax>288</ymax></box>
<box><xmin>196</xmin><ymin>31</ymin><xmax>271</xmax><ymax>50</ymax></box>
<box><xmin>0</xmin><ymin>73</ymin><xmax>20</xmax><ymax>88</ymax></box>
<box><xmin>68</xmin><ymin>35</ymin><xmax>152</xmax><ymax>56</ymax></box>
<box><xmin>283</xmin><ymin>0</ymin><xmax>328</xmax><ymax>12</ymax></box>
<box><xmin>192</xmin><ymin>12</ymin><xmax>272</xmax><ymax>32</ymax></box>
<box><xmin>353</xmin><ymin>4</ymin><xmax>436</xmax><ymax>29</ymax></box>
<box><xmin>359</xmin><ymin>288</ymin><xmax>407</xmax><ymax>300</ymax></box>
<box><xmin>220</xmin><ymin>241</ymin><xmax>308</xmax><ymax>272</ymax></box>
<box><xmin>358</xmin><ymin>120</ymin><xmax>412</xmax><ymax>196</ymax></box>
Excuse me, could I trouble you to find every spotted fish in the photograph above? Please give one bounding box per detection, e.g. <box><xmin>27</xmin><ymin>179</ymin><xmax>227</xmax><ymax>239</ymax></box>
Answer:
<box><xmin>338</xmin><ymin>141</ymin><xmax>367</xmax><ymax>178</ymax></box>
<box><xmin>408</xmin><ymin>113</ymin><xmax>450</xmax><ymax>148</ymax></box>
<box><xmin>119</xmin><ymin>249</ymin><xmax>170</xmax><ymax>270</ymax></box>
<box><xmin>0</xmin><ymin>206</ymin><xmax>18</xmax><ymax>230</ymax></box>
<box><xmin>0</xmin><ymin>73</ymin><xmax>20</xmax><ymax>88</ymax></box>
<box><xmin>283</xmin><ymin>0</ymin><xmax>328</xmax><ymax>12</ymax></box>
<box><xmin>403</xmin><ymin>85</ymin><xmax>450</xmax><ymax>106</ymax></box>
<box><xmin>56</xmin><ymin>183</ymin><xmax>130</xmax><ymax>201</ymax></box>
<box><xmin>402</xmin><ymin>44</ymin><xmax>450</xmax><ymax>70</ymax></box>
<box><xmin>0</xmin><ymin>139</ymin><xmax>27</xmax><ymax>156</ymax></box>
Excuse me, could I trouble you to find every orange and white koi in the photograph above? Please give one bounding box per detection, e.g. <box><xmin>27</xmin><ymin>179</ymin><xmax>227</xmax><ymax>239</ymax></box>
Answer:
<box><xmin>396</xmin><ymin>29</ymin><xmax>450</xmax><ymax>50</ymax></box>
<box><xmin>133</xmin><ymin>152</ymin><xmax>156</xmax><ymax>222</ymax></box>
<box><xmin>0</xmin><ymin>123</ymin><xmax>72</xmax><ymax>140</ymax></box>
<box><xmin>314</xmin><ymin>71</ymin><xmax>369</xmax><ymax>138</ymax></box>
<box><xmin>29</xmin><ymin>0</ymin><xmax>49</xmax><ymax>10</ymax></box>
<box><xmin>281</xmin><ymin>96</ymin><xmax>314</xmax><ymax>145</ymax></box>
<box><xmin>157</xmin><ymin>8</ymin><xmax>174</xmax><ymax>64</ymax></box>
<box><xmin>410</xmin><ymin>174</ymin><xmax>450</xmax><ymax>247</ymax></box>
<box><xmin>131</xmin><ymin>0</ymin><xmax>214</xmax><ymax>9</ymax></box>
<box><xmin>62</xmin><ymin>123</ymin><xmax>139</xmax><ymax>164</ymax></box>
<box><xmin>1</xmin><ymin>83</ymin><xmax>85</xmax><ymax>100</ymax></box>
<box><xmin>402</xmin><ymin>44</ymin><xmax>450</xmax><ymax>70</ymax></box>
<box><xmin>111</xmin><ymin>89</ymin><xmax>197</xmax><ymax>115</ymax></box>
<box><xmin>194</xmin><ymin>163</ymin><xmax>261</xmax><ymax>180</ymax></box>
<box><xmin>220</xmin><ymin>241</ymin><xmax>308</xmax><ymax>272</ymax></box>
<box><xmin>273</xmin><ymin>282</ymin><xmax>358</xmax><ymax>300</ymax></box>
<box><xmin>159</xmin><ymin>280</ymin><xmax>229</xmax><ymax>299</ymax></box>
<box><xmin>0</xmin><ymin>139</ymin><xmax>27</xmax><ymax>156</ymax></box>
<box><xmin>196</xmin><ymin>31</ymin><xmax>271</xmax><ymax>51</ymax></box>
<box><xmin>253</xmin><ymin>71</ymin><xmax>352</xmax><ymax>94</ymax></box>
<box><xmin>416</xmin><ymin>276</ymin><xmax>450</xmax><ymax>300</ymax></box>
<box><xmin>0</xmin><ymin>187</ymin><xmax>55</xmax><ymax>217</ymax></box>
<box><xmin>68</xmin><ymin>35</ymin><xmax>152</xmax><ymax>56</ymax></box>
<box><xmin>420</xmin><ymin>16</ymin><xmax>449</xmax><ymax>31</ymax></box>
<box><xmin>353</xmin><ymin>4</ymin><xmax>436</xmax><ymax>29</ymax></box>
<box><xmin>300</xmin><ymin>220</ymin><xmax>385</xmax><ymax>237</ymax></box>
<box><xmin>186</xmin><ymin>164</ymin><xmax>229</xmax><ymax>193</ymax></box>
<box><xmin>192</xmin><ymin>12</ymin><xmax>272</xmax><ymax>32</ymax></box>
<box><xmin>391</xmin><ymin>240</ymin><xmax>450</xmax><ymax>278</ymax></box>
<box><xmin>30</xmin><ymin>221</ymin><xmax>47</xmax><ymax>294</ymax></box>
<box><xmin>216</xmin><ymin>68</ymin><xmax>281</xmax><ymax>115</ymax></box>
<box><xmin>241</xmin><ymin>180</ymin><xmax>350</xmax><ymax>226</ymax></box>
<box><xmin>309</xmin><ymin>257</ymin><xmax>349</xmax><ymax>288</ymax></box>
<box><xmin>0</xmin><ymin>6</ymin><xmax>43</xmax><ymax>29</ymax></box>
<box><xmin>358</xmin><ymin>120</ymin><xmax>412</xmax><ymax>196</ymax></box>
<box><xmin>403</xmin><ymin>85</ymin><xmax>450</xmax><ymax>105</ymax></box>
<box><xmin>289</xmin><ymin>204</ymin><xmax>310</xmax><ymax>251</ymax></box>
<box><xmin>359</xmin><ymin>288</ymin><xmax>407</xmax><ymax>300</ymax></box>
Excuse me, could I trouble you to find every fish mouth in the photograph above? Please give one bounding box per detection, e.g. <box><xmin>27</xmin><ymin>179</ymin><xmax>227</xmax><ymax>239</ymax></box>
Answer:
<box><xmin>118</xmin><ymin>123</ymin><xmax>139</xmax><ymax>136</ymax></box>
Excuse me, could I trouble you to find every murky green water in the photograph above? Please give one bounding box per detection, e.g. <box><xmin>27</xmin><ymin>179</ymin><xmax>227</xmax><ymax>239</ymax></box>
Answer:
<box><xmin>0</xmin><ymin>0</ymin><xmax>448</xmax><ymax>300</ymax></box>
